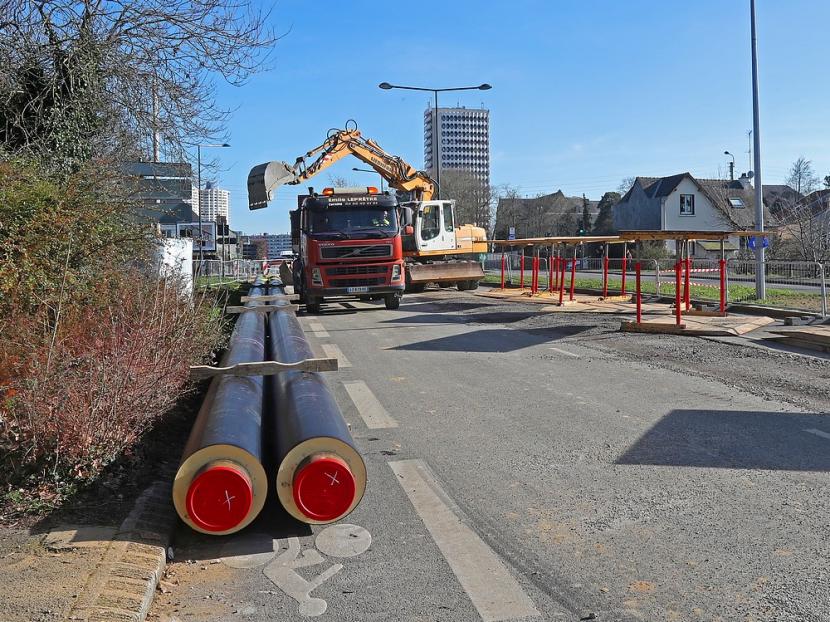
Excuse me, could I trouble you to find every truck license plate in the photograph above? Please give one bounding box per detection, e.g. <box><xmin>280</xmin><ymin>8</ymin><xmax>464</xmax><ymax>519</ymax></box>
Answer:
<box><xmin>347</xmin><ymin>286</ymin><xmax>369</xmax><ymax>294</ymax></box>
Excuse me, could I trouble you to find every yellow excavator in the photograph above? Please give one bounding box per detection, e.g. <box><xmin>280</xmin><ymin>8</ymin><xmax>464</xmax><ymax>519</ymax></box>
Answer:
<box><xmin>247</xmin><ymin>120</ymin><xmax>487</xmax><ymax>295</ymax></box>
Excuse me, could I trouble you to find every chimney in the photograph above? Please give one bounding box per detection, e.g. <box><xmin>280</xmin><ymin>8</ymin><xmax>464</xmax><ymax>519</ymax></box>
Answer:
<box><xmin>737</xmin><ymin>173</ymin><xmax>753</xmax><ymax>189</ymax></box>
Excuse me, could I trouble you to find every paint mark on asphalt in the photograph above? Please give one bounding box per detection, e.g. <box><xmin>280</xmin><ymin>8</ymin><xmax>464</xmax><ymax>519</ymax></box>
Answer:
<box><xmin>804</xmin><ymin>428</ymin><xmax>830</xmax><ymax>440</ymax></box>
<box><xmin>308</xmin><ymin>321</ymin><xmax>329</xmax><ymax>338</ymax></box>
<box><xmin>343</xmin><ymin>381</ymin><xmax>398</xmax><ymax>429</ymax></box>
<box><xmin>389</xmin><ymin>459</ymin><xmax>539</xmax><ymax>622</ymax></box>
<box><xmin>547</xmin><ymin>346</ymin><xmax>580</xmax><ymax>358</ymax></box>
<box><xmin>322</xmin><ymin>343</ymin><xmax>352</xmax><ymax>368</ymax></box>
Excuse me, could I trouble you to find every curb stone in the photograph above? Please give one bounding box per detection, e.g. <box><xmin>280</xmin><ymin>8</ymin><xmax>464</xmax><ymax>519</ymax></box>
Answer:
<box><xmin>65</xmin><ymin>481</ymin><xmax>177</xmax><ymax>622</ymax></box>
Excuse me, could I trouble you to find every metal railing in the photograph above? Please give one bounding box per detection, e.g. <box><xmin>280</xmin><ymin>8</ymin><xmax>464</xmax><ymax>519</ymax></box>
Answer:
<box><xmin>193</xmin><ymin>259</ymin><xmax>263</xmax><ymax>284</ymax></box>
<box><xmin>483</xmin><ymin>252</ymin><xmax>829</xmax><ymax>317</ymax></box>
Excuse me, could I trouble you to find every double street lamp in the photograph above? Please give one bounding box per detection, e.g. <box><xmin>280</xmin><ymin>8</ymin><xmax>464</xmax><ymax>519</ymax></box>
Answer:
<box><xmin>196</xmin><ymin>143</ymin><xmax>230</xmax><ymax>266</ymax></box>
<box><xmin>378</xmin><ymin>81</ymin><xmax>492</xmax><ymax>199</ymax></box>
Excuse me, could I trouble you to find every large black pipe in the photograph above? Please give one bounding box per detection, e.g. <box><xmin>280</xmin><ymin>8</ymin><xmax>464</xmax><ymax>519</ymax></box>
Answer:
<box><xmin>267</xmin><ymin>281</ymin><xmax>366</xmax><ymax>524</ymax></box>
<box><xmin>172</xmin><ymin>280</ymin><xmax>269</xmax><ymax>534</ymax></box>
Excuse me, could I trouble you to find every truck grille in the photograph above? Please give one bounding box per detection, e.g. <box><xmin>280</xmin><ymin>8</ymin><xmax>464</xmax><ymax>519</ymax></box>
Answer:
<box><xmin>326</xmin><ymin>265</ymin><xmax>388</xmax><ymax>276</ymax></box>
<box><xmin>320</xmin><ymin>244</ymin><xmax>392</xmax><ymax>259</ymax></box>
<box><xmin>329</xmin><ymin>277</ymin><xmax>386</xmax><ymax>287</ymax></box>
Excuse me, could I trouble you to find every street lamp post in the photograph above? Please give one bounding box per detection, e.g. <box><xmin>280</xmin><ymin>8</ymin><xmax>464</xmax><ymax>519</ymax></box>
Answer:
<box><xmin>750</xmin><ymin>0</ymin><xmax>765</xmax><ymax>299</ymax></box>
<box><xmin>352</xmin><ymin>167</ymin><xmax>385</xmax><ymax>192</ymax></box>
<box><xmin>378</xmin><ymin>81</ymin><xmax>492</xmax><ymax>200</ymax></box>
<box><xmin>724</xmin><ymin>150</ymin><xmax>735</xmax><ymax>181</ymax></box>
<box><xmin>196</xmin><ymin>143</ymin><xmax>230</xmax><ymax>272</ymax></box>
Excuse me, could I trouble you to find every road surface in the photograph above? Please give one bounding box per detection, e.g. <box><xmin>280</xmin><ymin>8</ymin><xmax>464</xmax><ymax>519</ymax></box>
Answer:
<box><xmin>150</xmin><ymin>289</ymin><xmax>830</xmax><ymax>622</ymax></box>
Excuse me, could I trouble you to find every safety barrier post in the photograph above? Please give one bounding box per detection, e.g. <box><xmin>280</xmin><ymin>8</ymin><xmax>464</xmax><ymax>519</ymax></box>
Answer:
<box><xmin>719</xmin><ymin>259</ymin><xmax>726</xmax><ymax>314</ymax></box>
<box><xmin>602</xmin><ymin>254</ymin><xmax>609</xmax><ymax>298</ymax></box>
<box><xmin>520</xmin><ymin>254</ymin><xmax>525</xmax><ymax>289</ymax></box>
<box><xmin>569</xmin><ymin>257</ymin><xmax>577</xmax><ymax>301</ymax></box>
<box><xmin>674</xmin><ymin>262</ymin><xmax>682</xmax><ymax>326</ymax></box>
<box><xmin>558</xmin><ymin>257</ymin><xmax>566</xmax><ymax>305</ymax></box>
<box><xmin>500</xmin><ymin>253</ymin><xmax>506</xmax><ymax>289</ymax></box>
<box><xmin>531</xmin><ymin>256</ymin><xmax>538</xmax><ymax>294</ymax></box>
<box><xmin>635</xmin><ymin>262</ymin><xmax>642</xmax><ymax>323</ymax></box>
<box><xmin>684</xmin><ymin>256</ymin><xmax>691</xmax><ymax>311</ymax></box>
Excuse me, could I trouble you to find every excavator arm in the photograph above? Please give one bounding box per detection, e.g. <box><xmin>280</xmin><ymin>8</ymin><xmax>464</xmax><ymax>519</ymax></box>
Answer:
<box><xmin>247</xmin><ymin>122</ymin><xmax>435</xmax><ymax>209</ymax></box>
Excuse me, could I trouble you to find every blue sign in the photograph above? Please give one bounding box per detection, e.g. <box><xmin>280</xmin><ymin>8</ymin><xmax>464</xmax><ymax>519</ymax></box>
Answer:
<box><xmin>747</xmin><ymin>236</ymin><xmax>769</xmax><ymax>250</ymax></box>
<box><xmin>508</xmin><ymin>226</ymin><xmax>516</xmax><ymax>241</ymax></box>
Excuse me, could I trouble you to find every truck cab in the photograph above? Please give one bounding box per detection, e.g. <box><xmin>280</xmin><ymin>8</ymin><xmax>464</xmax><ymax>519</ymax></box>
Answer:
<box><xmin>292</xmin><ymin>187</ymin><xmax>406</xmax><ymax>312</ymax></box>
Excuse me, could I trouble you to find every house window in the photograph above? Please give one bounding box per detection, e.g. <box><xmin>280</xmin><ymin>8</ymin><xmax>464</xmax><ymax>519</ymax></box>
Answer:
<box><xmin>680</xmin><ymin>194</ymin><xmax>695</xmax><ymax>216</ymax></box>
<box><xmin>728</xmin><ymin>197</ymin><xmax>745</xmax><ymax>208</ymax></box>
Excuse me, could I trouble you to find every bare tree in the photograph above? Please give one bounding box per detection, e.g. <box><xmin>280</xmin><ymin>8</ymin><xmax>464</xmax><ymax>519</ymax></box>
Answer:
<box><xmin>785</xmin><ymin>157</ymin><xmax>819</xmax><ymax>195</ymax></box>
<box><xmin>775</xmin><ymin>195</ymin><xmax>830</xmax><ymax>262</ymax></box>
<box><xmin>439</xmin><ymin>169</ymin><xmax>494</xmax><ymax>232</ymax></box>
<box><xmin>0</xmin><ymin>0</ymin><xmax>277</xmax><ymax>173</ymax></box>
<box><xmin>617</xmin><ymin>176</ymin><xmax>636</xmax><ymax>195</ymax></box>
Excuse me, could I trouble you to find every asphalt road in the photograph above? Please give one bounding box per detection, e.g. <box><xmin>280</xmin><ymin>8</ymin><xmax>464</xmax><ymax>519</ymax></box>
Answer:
<box><xmin>150</xmin><ymin>290</ymin><xmax>830</xmax><ymax>622</ymax></box>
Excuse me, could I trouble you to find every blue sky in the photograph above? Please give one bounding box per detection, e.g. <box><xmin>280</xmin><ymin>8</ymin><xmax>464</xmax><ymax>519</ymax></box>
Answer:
<box><xmin>207</xmin><ymin>0</ymin><xmax>830</xmax><ymax>235</ymax></box>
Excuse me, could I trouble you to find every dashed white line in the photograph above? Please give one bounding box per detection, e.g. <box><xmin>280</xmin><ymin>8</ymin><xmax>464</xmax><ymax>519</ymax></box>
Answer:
<box><xmin>321</xmin><ymin>343</ymin><xmax>352</xmax><ymax>368</ymax></box>
<box><xmin>307</xmin><ymin>321</ymin><xmax>329</xmax><ymax>338</ymax></box>
<box><xmin>342</xmin><ymin>381</ymin><xmax>398</xmax><ymax>429</ymax></box>
<box><xmin>389</xmin><ymin>460</ymin><xmax>539</xmax><ymax>622</ymax></box>
<box><xmin>547</xmin><ymin>346</ymin><xmax>580</xmax><ymax>358</ymax></box>
<box><xmin>804</xmin><ymin>428</ymin><xmax>830</xmax><ymax>440</ymax></box>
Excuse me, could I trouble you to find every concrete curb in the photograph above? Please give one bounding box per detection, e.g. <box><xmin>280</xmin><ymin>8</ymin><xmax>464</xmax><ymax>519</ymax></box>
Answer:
<box><xmin>66</xmin><ymin>482</ymin><xmax>177</xmax><ymax>622</ymax></box>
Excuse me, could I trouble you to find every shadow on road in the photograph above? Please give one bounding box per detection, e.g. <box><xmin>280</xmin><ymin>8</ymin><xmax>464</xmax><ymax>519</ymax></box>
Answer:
<box><xmin>616</xmin><ymin>409</ymin><xmax>830</xmax><ymax>471</ymax></box>
<box><xmin>391</xmin><ymin>326</ymin><xmax>591</xmax><ymax>353</ymax></box>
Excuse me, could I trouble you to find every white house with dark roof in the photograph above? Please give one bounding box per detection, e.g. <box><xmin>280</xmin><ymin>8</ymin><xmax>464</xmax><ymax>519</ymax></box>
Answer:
<box><xmin>613</xmin><ymin>173</ymin><xmax>772</xmax><ymax>257</ymax></box>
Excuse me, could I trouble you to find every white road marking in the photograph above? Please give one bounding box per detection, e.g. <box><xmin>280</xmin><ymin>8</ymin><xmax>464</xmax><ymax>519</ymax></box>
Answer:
<box><xmin>307</xmin><ymin>321</ymin><xmax>329</xmax><ymax>338</ymax></box>
<box><xmin>389</xmin><ymin>460</ymin><xmax>539</xmax><ymax>622</ymax></box>
<box><xmin>342</xmin><ymin>381</ymin><xmax>398</xmax><ymax>429</ymax></box>
<box><xmin>321</xmin><ymin>343</ymin><xmax>351</xmax><ymax>368</ymax></box>
<box><xmin>547</xmin><ymin>346</ymin><xmax>580</xmax><ymax>358</ymax></box>
<box><xmin>804</xmin><ymin>428</ymin><xmax>830</xmax><ymax>440</ymax></box>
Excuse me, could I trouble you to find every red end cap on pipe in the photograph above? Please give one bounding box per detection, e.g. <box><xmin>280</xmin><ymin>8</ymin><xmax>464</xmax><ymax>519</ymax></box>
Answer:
<box><xmin>186</xmin><ymin>463</ymin><xmax>253</xmax><ymax>532</ymax></box>
<box><xmin>293</xmin><ymin>455</ymin><xmax>356</xmax><ymax>522</ymax></box>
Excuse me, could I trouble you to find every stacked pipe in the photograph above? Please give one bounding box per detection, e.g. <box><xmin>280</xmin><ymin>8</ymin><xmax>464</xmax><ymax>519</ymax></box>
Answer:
<box><xmin>173</xmin><ymin>277</ymin><xmax>365</xmax><ymax>533</ymax></box>
<box><xmin>267</xmin><ymin>281</ymin><xmax>367</xmax><ymax>524</ymax></box>
<box><xmin>172</xmin><ymin>279</ymin><xmax>269</xmax><ymax>535</ymax></box>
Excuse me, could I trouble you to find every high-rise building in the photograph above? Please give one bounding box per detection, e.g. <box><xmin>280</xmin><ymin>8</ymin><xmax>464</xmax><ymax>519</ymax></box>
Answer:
<box><xmin>424</xmin><ymin>106</ymin><xmax>490</xmax><ymax>185</ymax></box>
<box><xmin>199</xmin><ymin>181</ymin><xmax>231</xmax><ymax>227</ymax></box>
<box><xmin>247</xmin><ymin>233</ymin><xmax>293</xmax><ymax>259</ymax></box>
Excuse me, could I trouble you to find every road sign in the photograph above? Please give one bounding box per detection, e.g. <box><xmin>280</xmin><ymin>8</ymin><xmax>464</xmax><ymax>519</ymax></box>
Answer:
<box><xmin>747</xmin><ymin>236</ymin><xmax>769</xmax><ymax>250</ymax></box>
<box><xmin>508</xmin><ymin>227</ymin><xmax>516</xmax><ymax>241</ymax></box>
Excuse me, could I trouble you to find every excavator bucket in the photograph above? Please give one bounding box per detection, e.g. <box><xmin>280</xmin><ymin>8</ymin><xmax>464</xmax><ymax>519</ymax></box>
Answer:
<box><xmin>247</xmin><ymin>161</ymin><xmax>299</xmax><ymax>210</ymax></box>
<box><xmin>407</xmin><ymin>260</ymin><xmax>485</xmax><ymax>284</ymax></box>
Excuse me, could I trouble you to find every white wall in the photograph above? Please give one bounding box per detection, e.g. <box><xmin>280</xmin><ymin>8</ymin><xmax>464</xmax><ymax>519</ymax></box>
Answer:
<box><xmin>662</xmin><ymin>178</ymin><xmax>733</xmax><ymax>231</ymax></box>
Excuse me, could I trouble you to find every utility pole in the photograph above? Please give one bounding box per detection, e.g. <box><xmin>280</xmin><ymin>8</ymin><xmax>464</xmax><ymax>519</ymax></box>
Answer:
<box><xmin>750</xmin><ymin>0</ymin><xmax>765</xmax><ymax>299</ymax></box>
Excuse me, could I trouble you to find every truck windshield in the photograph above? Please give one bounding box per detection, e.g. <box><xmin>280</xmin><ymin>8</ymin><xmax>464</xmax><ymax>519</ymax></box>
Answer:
<box><xmin>308</xmin><ymin>207</ymin><xmax>398</xmax><ymax>238</ymax></box>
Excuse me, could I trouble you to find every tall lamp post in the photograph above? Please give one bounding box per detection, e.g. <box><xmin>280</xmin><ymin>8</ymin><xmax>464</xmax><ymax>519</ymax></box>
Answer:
<box><xmin>724</xmin><ymin>151</ymin><xmax>735</xmax><ymax>181</ymax></box>
<box><xmin>378</xmin><ymin>81</ymin><xmax>492</xmax><ymax>199</ymax></box>
<box><xmin>750</xmin><ymin>0</ymin><xmax>765</xmax><ymax>299</ymax></box>
<box><xmin>352</xmin><ymin>167</ymin><xmax>385</xmax><ymax>191</ymax></box>
<box><xmin>196</xmin><ymin>143</ymin><xmax>230</xmax><ymax>269</ymax></box>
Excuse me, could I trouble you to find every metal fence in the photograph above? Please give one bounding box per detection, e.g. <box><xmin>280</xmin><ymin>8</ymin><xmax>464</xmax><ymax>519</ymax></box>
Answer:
<box><xmin>483</xmin><ymin>252</ymin><xmax>829</xmax><ymax>316</ymax></box>
<box><xmin>193</xmin><ymin>259</ymin><xmax>263</xmax><ymax>284</ymax></box>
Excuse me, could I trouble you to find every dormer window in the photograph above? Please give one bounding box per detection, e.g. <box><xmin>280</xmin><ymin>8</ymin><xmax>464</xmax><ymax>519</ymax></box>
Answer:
<box><xmin>728</xmin><ymin>197</ymin><xmax>745</xmax><ymax>208</ymax></box>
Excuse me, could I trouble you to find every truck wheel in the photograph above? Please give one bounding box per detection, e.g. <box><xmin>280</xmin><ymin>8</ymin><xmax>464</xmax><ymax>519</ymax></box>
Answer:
<box><xmin>384</xmin><ymin>294</ymin><xmax>401</xmax><ymax>310</ymax></box>
<box><xmin>467</xmin><ymin>279</ymin><xmax>480</xmax><ymax>290</ymax></box>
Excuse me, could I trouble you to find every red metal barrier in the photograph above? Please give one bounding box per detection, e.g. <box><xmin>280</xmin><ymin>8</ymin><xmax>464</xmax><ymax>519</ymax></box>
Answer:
<box><xmin>569</xmin><ymin>257</ymin><xmax>577</xmax><ymax>301</ymax></box>
<box><xmin>531</xmin><ymin>256</ymin><xmax>538</xmax><ymax>294</ymax></box>
<box><xmin>635</xmin><ymin>262</ymin><xmax>642</xmax><ymax>324</ymax></box>
<box><xmin>500</xmin><ymin>253</ymin><xmax>506</xmax><ymax>289</ymax></box>
<box><xmin>719</xmin><ymin>259</ymin><xmax>726</xmax><ymax>314</ymax></box>
<box><xmin>684</xmin><ymin>257</ymin><xmax>691</xmax><ymax>311</ymax></box>
<box><xmin>621</xmin><ymin>256</ymin><xmax>627</xmax><ymax>295</ymax></box>
<box><xmin>558</xmin><ymin>257</ymin><xmax>566</xmax><ymax>304</ymax></box>
<box><xmin>602</xmin><ymin>255</ymin><xmax>609</xmax><ymax>298</ymax></box>
<box><xmin>674</xmin><ymin>261</ymin><xmax>682</xmax><ymax>325</ymax></box>
<box><xmin>520</xmin><ymin>255</ymin><xmax>525</xmax><ymax>289</ymax></box>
